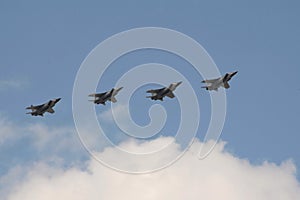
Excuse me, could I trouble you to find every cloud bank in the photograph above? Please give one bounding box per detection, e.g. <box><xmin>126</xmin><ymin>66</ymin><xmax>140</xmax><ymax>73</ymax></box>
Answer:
<box><xmin>1</xmin><ymin>136</ymin><xmax>300</xmax><ymax>200</ymax></box>
<box><xmin>0</xmin><ymin>79</ymin><xmax>27</xmax><ymax>91</ymax></box>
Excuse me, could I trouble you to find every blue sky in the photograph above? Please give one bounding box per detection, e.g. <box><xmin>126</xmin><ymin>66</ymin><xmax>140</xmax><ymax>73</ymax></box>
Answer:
<box><xmin>1</xmin><ymin>0</ymin><xmax>300</xmax><ymax>190</ymax></box>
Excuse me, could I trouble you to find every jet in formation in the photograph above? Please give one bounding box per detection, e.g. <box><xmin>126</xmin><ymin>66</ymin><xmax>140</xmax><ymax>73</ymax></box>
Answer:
<box><xmin>89</xmin><ymin>87</ymin><xmax>123</xmax><ymax>105</ymax></box>
<box><xmin>26</xmin><ymin>98</ymin><xmax>61</xmax><ymax>117</ymax></box>
<box><xmin>146</xmin><ymin>81</ymin><xmax>182</xmax><ymax>101</ymax></box>
<box><xmin>26</xmin><ymin>71</ymin><xmax>237</xmax><ymax>116</ymax></box>
<box><xmin>201</xmin><ymin>71</ymin><xmax>238</xmax><ymax>91</ymax></box>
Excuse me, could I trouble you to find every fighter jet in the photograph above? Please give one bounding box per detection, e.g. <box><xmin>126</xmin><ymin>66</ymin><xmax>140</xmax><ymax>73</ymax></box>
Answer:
<box><xmin>26</xmin><ymin>98</ymin><xmax>61</xmax><ymax>117</ymax></box>
<box><xmin>88</xmin><ymin>87</ymin><xmax>123</xmax><ymax>105</ymax></box>
<box><xmin>201</xmin><ymin>71</ymin><xmax>238</xmax><ymax>91</ymax></box>
<box><xmin>146</xmin><ymin>81</ymin><xmax>182</xmax><ymax>101</ymax></box>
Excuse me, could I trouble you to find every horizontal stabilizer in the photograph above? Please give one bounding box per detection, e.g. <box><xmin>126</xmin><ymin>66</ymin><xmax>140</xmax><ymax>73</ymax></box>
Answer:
<box><xmin>110</xmin><ymin>97</ymin><xmax>117</xmax><ymax>103</ymax></box>
<box><xmin>166</xmin><ymin>91</ymin><xmax>175</xmax><ymax>98</ymax></box>
<box><xmin>47</xmin><ymin>108</ymin><xmax>55</xmax><ymax>114</ymax></box>
<box><xmin>223</xmin><ymin>82</ymin><xmax>230</xmax><ymax>89</ymax></box>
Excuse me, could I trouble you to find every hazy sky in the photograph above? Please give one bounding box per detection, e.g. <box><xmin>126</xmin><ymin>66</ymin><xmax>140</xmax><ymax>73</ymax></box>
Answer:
<box><xmin>1</xmin><ymin>0</ymin><xmax>300</xmax><ymax>199</ymax></box>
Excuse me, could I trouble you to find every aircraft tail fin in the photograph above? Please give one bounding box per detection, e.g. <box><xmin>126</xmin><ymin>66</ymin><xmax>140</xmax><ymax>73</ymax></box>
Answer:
<box><xmin>223</xmin><ymin>73</ymin><xmax>229</xmax><ymax>82</ymax></box>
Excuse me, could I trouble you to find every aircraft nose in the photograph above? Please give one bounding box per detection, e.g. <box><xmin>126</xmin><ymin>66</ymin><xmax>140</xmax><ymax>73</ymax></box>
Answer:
<box><xmin>56</xmin><ymin>98</ymin><xmax>61</xmax><ymax>102</ymax></box>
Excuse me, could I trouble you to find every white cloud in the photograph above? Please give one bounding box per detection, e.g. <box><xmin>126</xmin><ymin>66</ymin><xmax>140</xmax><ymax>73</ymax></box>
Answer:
<box><xmin>2</xmin><ymin>137</ymin><xmax>300</xmax><ymax>200</ymax></box>
<box><xmin>0</xmin><ymin>79</ymin><xmax>26</xmax><ymax>91</ymax></box>
<box><xmin>26</xmin><ymin>123</ymin><xmax>78</xmax><ymax>153</ymax></box>
<box><xmin>1</xmin><ymin>116</ymin><xmax>299</xmax><ymax>199</ymax></box>
<box><xmin>98</xmin><ymin>103</ymin><xmax>128</xmax><ymax>124</ymax></box>
<box><xmin>0</xmin><ymin>116</ymin><xmax>84</xmax><ymax>165</ymax></box>
<box><xmin>0</xmin><ymin>117</ymin><xmax>21</xmax><ymax>145</ymax></box>
<box><xmin>1</xmin><ymin>122</ymin><xmax>77</xmax><ymax>154</ymax></box>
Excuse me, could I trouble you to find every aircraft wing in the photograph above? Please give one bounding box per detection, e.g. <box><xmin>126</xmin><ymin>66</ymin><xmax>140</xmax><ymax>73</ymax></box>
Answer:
<box><xmin>146</xmin><ymin>88</ymin><xmax>165</xmax><ymax>94</ymax></box>
<box><xmin>166</xmin><ymin>91</ymin><xmax>175</xmax><ymax>98</ymax></box>
<box><xmin>88</xmin><ymin>92</ymin><xmax>106</xmax><ymax>98</ymax></box>
<box><xmin>26</xmin><ymin>104</ymin><xmax>44</xmax><ymax>110</ymax></box>
<box><xmin>201</xmin><ymin>78</ymin><xmax>219</xmax><ymax>84</ymax></box>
